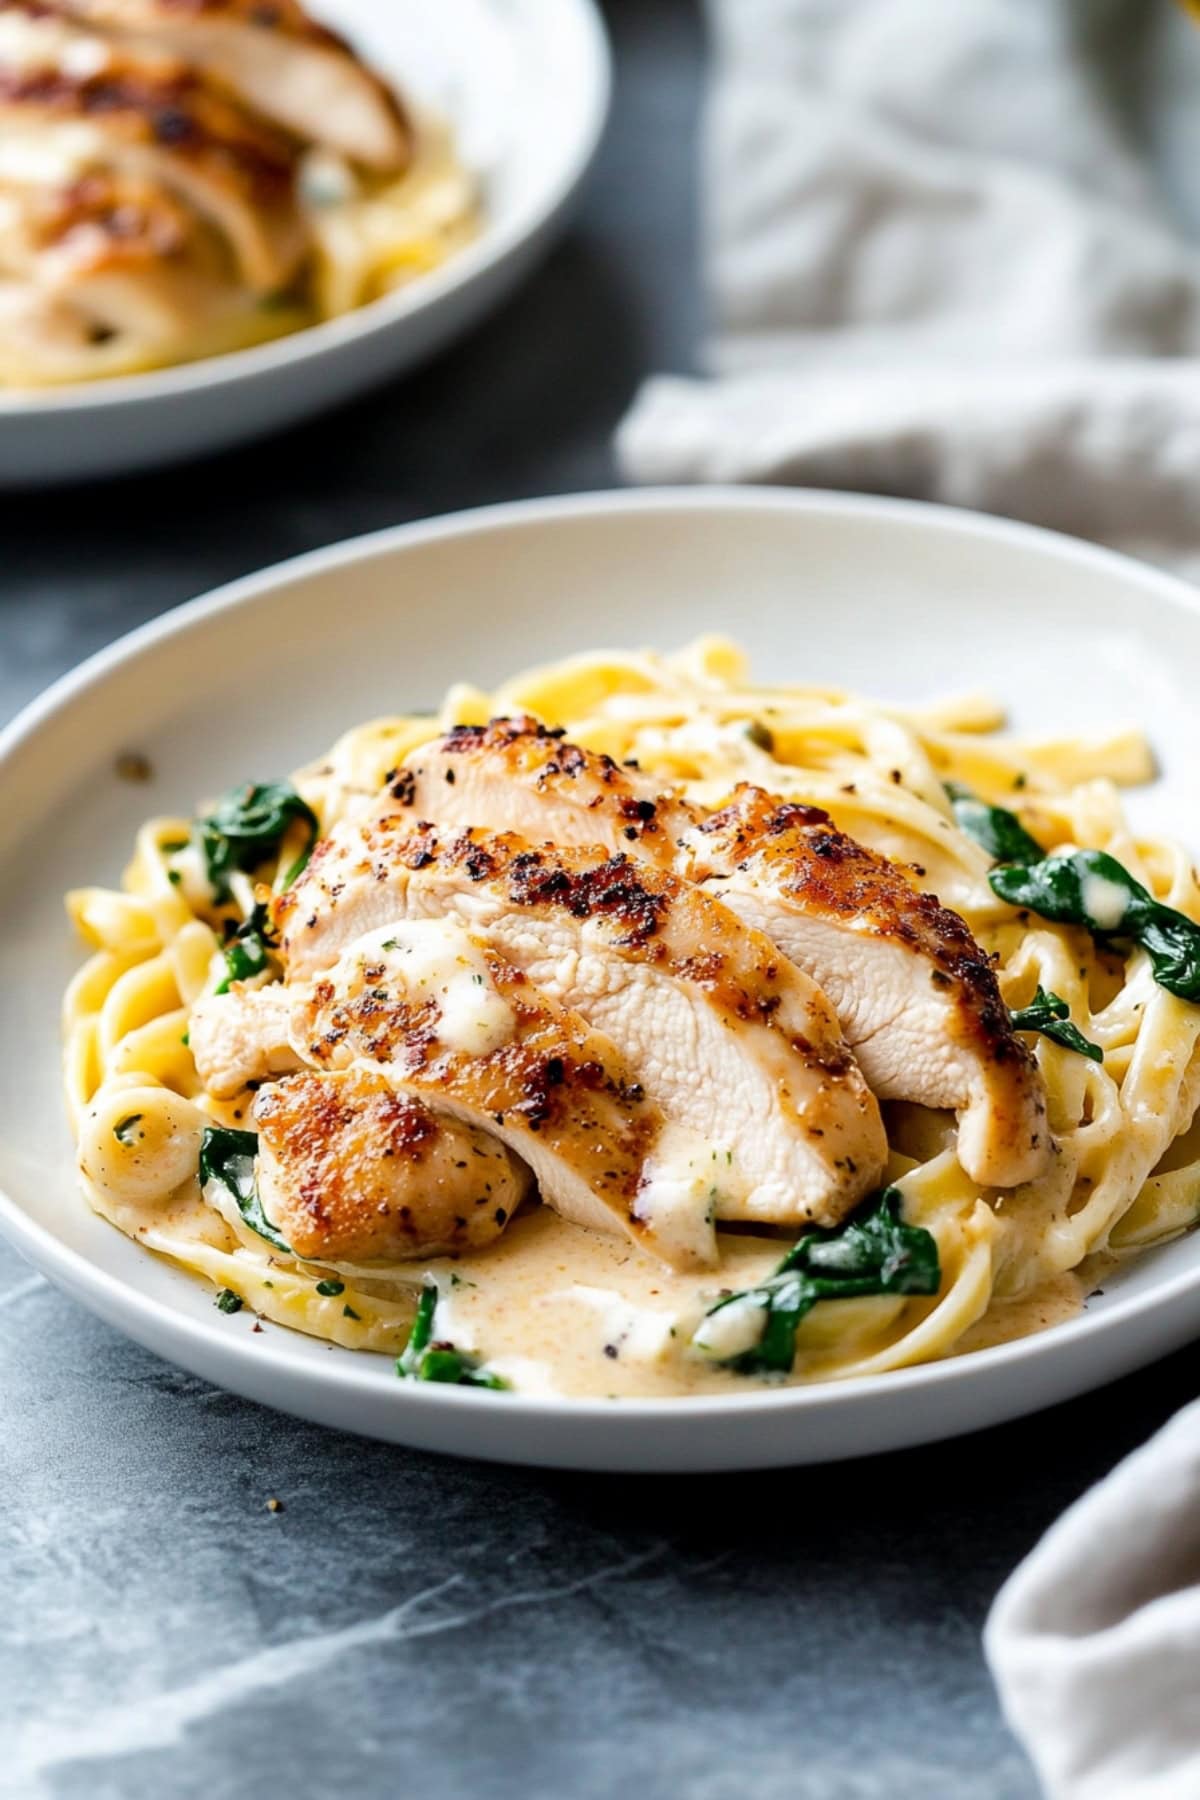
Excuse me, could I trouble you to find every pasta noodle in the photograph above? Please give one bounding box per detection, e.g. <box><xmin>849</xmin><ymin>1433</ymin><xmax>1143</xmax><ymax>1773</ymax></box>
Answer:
<box><xmin>62</xmin><ymin>638</ymin><xmax>1200</xmax><ymax>1397</ymax></box>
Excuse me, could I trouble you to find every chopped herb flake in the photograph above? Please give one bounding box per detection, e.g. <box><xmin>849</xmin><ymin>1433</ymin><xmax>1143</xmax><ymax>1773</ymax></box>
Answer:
<box><xmin>315</xmin><ymin>1279</ymin><xmax>345</xmax><ymax>1297</ymax></box>
<box><xmin>215</xmin><ymin>1288</ymin><xmax>244</xmax><ymax>1314</ymax></box>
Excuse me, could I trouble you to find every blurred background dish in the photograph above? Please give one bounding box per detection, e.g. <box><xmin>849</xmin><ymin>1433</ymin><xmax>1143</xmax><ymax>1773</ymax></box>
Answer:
<box><xmin>0</xmin><ymin>0</ymin><xmax>610</xmax><ymax>484</ymax></box>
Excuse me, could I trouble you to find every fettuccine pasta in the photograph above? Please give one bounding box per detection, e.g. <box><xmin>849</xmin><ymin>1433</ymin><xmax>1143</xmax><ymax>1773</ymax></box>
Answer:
<box><xmin>62</xmin><ymin>638</ymin><xmax>1200</xmax><ymax>1398</ymax></box>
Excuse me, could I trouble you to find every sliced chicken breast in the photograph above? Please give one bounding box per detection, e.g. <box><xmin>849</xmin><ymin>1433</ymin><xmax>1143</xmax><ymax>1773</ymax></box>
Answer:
<box><xmin>686</xmin><ymin>787</ymin><xmax>1050</xmax><ymax>1187</ymax></box>
<box><xmin>56</xmin><ymin>0</ymin><xmax>411</xmax><ymax>170</ymax></box>
<box><xmin>277</xmin><ymin>828</ymin><xmax>888</xmax><ymax>1235</ymax></box>
<box><xmin>289</xmin><ymin>918</ymin><xmax>724</xmax><ymax>1270</ymax></box>
<box><xmin>253</xmin><ymin>1066</ymin><xmax>528</xmax><ymax>1264</ymax></box>
<box><xmin>392</xmin><ymin>720</ymin><xmax>1050</xmax><ymax>1188</ymax></box>
<box><xmin>190</xmin><ymin>981</ymin><xmax>302</xmax><ymax>1099</ymax></box>
<box><xmin>0</xmin><ymin>163</ymin><xmax>237</xmax><ymax>341</ymax></box>
<box><xmin>396</xmin><ymin>715</ymin><xmax>696</xmax><ymax>857</ymax></box>
<box><xmin>0</xmin><ymin>6</ymin><xmax>307</xmax><ymax>292</ymax></box>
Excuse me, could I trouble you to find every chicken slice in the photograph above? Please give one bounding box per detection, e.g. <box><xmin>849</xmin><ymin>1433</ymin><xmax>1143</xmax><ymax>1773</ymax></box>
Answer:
<box><xmin>277</xmin><ymin>828</ymin><xmax>888</xmax><ymax>1234</ymax></box>
<box><xmin>290</xmin><ymin>918</ymin><xmax>724</xmax><ymax>1270</ymax></box>
<box><xmin>396</xmin><ymin>715</ymin><xmax>696</xmax><ymax>857</ymax></box>
<box><xmin>0</xmin><ymin>5</ymin><xmax>307</xmax><ymax>292</ymax></box>
<box><xmin>685</xmin><ymin>787</ymin><xmax>1050</xmax><ymax>1187</ymax></box>
<box><xmin>190</xmin><ymin>982</ymin><xmax>302</xmax><ymax>1099</ymax></box>
<box><xmin>252</xmin><ymin>1066</ymin><xmax>527</xmax><ymax>1264</ymax></box>
<box><xmin>0</xmin><ymin>164</ymin><xmax>237</xmax><ymax>343</ymax></box>
<box><xmin>392</xmin><ymin>721</ymin><xmax>1050</xmax><ymax>1187</ymax></box>
<box><xmin>55</xmin><ymin>0</ymin><xmax>411</xmax><ymax>171</ymax></box>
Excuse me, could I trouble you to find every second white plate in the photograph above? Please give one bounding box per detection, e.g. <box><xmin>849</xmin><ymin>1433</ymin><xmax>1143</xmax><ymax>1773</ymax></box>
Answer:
<box><xmin>0</xmin><ymin>0</ymin><xmax>610</xmax><ymax>486</ymax></box>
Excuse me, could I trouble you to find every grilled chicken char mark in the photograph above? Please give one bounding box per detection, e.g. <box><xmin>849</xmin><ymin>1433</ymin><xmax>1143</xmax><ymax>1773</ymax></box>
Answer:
<box><xmin>393</xmin><ymin>719</ymin><xmax>1050</xmax><ymax>1188</ymax></box>
<box><xmin>253</xmin><ymin>1066</ymin><xmax>529</xmax><ymax>1264</ymax></box>
<box><xmin>289</xmin><ymin>918</ymin><xmax>725</xmax><ymax>1271</ymax></box>
<box><xmin>50</xmin><ymin>0</ymin><xmax>411</xmax><ymax>170</ymax></box>
<box><xmin>276</xmin><ymin>827</ymin><xmax>888</xmax><ymax>1235</ymax></box>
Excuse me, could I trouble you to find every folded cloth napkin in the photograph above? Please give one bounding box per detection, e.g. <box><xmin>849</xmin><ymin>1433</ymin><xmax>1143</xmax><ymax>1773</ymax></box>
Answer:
<box><xmin>616</xmin><ymin>0</ymin><xmax>1200</xmax><ymax>576</ymax></box>
<box><xmin>986</xmin><ymin>1396</ymin><xmax>1200</xmax><ymax>1800</ymax></box>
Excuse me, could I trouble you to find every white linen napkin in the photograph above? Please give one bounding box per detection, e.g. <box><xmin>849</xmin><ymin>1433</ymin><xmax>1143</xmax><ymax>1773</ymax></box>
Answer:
<box><xmin>986</xmin><ymin>1396</ymin><xmax>1200</xmax><ymax>1800</ymax></box>
<box><xmin>616</xmin><ymin>0</ymin><xmax>1200</xmax><ymax>576</ymax></box>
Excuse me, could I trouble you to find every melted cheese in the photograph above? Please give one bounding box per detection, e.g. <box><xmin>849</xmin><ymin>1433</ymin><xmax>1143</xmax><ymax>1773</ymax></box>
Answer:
<box><xmin>632</xmin><ymin>1123</ymin><xmax>724</xmax><ymax>1268</ymax></box>
<box><xmin>1081</xmin><ymin>868</ymin><xmax>1130</xmax><ymax>933</ymax></box>
<box><xmin>357</xmin><ymin>920</ymin><xmax>515</xmax><ymax>1056</ymax></box>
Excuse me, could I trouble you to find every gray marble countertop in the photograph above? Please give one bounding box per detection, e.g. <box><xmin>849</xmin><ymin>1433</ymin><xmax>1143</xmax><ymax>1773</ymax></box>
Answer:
<box><xmin>3</xmin><ymin>5</ymin><xmax>1199</xmax><ymax>1796</ymax></box>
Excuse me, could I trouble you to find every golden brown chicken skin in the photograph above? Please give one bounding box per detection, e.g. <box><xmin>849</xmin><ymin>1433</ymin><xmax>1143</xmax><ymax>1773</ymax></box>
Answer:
<box><xmin>387</xmin><ymin>719</ymin><xmax>1050</xmax><ymax>1187</ymax></box>
<box><xmin>253</xmin><ymin>1066</ymin><xmax>529</xmax><ymax>1264</ymax></box>
<box><xmin>288</xmin><ymin>923</ymin><xmax>717</xmax><ymax>1270</ymax></box>
<box><xmin>276</xmin><ymin>824</ymin><xmax>888</xmax><ymax>1236</ymax></box>
<box><xmin>398</xmin><ymin>715</ymin><xmax>696</xmax><ymax>857</ymax></box>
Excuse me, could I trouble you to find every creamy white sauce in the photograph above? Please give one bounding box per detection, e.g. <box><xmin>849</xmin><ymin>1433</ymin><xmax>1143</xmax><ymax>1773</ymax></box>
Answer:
<box><xmin>1081</xmin><ymin>869</ymin><xmax>1130</xmax><ymax>933</ymax></box>
<box><xmin>0</xmin><ymin>130</ymin><xmax>90</xmax><ymax>189</ymax></box>
<box><xmin>355</xmin><ymin>920</ymin><xmax>515</xmax><ymax>1056</ymax></box>
<box><xmin>169</xmin><ymin>842</ymin><xmax>218</xmax><ymax>912</ymax></box>
<box><xmin>560</xmin><ymin>1284</ymin><xmax>679</xmax><ymax>1366</ymax></box>
<box><xmin>423</xmin><ymin>1210</ymin><xmax>786</xmax><ymax>1398</ymax></box>
<box><xmin>301</xmin><ymin>149</ymin><xmax>361</xmax><ymax>209</ymax></box>
<box><xmin>692</xmin><ymin>1292</ymin><xmax>769</xmax><ymax>1362</ymax></box>
<box><xmin>632</xmin><ymin>1123</ymin><xmax>725</xmax><ymax>1268</ymax></box>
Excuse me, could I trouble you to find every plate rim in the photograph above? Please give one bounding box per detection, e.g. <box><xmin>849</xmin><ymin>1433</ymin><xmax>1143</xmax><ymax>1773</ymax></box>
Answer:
<box><xmin>0</xmin><ymin>0</ymin><xmax>611</xmax><ymax>419</ymax></box>
<box><xmin>4</xmin><ymin>485</ymin><xmax>1200</xmax><ymax>1449</ymax></box>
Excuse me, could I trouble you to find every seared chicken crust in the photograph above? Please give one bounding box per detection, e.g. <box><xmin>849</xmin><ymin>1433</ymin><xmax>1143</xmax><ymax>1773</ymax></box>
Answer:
<box><xmin>290</xmin><ymin>923</ymin><xmax>719</xmax><ymax>1269</ymax></box>
<box><xmin>253</xmin><ymin>1066</ymin><xmax>528</xmax><ymax>1264</ymax></box>
<box><xmin>687</xmin><ymin>787</ymin><xmax>1050</xmax><ymax>1187</ymax></box>
<box><xmin>401</xmin><ymin>714</ymin><xmax>695</xmax><ymax>854</ymax></box>
<box><xmin>276</xmin><ymin>822</ymin><xmax>888</xmax><ymax>1234</ymax></box>
<box><xmin>393</xmin><ymin>718</ymin><xmax>1050</xmax><ymax>1187</ymax></box>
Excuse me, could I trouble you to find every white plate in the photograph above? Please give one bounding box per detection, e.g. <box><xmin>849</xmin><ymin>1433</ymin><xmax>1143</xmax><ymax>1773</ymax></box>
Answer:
<box><xmin>3</xmin><ymin>489</ymin><xmax>1200</xmax><ymax>1471</ymax></box>
<box><xmin>0</xmin><ymin>0</ymin><xmax>610</xmax><ymax>486</ymax></box>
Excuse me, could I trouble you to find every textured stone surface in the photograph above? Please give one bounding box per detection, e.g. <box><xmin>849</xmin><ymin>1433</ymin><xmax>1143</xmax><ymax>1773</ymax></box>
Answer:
<box><xmin>2</xmin><ymin>4</ymin><xmax>1199</xmax><ymax>1796</ymax></box>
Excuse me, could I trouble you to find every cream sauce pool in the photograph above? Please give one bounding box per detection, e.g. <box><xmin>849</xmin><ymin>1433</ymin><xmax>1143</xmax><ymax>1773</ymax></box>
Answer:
<box><xmin>423</xmin><ymin>1209</ymin><xmax>1088</xmax><ymax>1399</ymax></box>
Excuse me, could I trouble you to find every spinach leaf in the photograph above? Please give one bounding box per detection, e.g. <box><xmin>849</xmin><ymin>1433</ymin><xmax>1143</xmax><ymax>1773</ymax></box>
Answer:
<box><xmin>198</xmin><ymin>1126</ymin><xmax>291</xmax><ymax>1255</ymax></box>
<box><xmin>396</xmin><ymin>1286</ymin><xmax>508</xmax><ymax>1390</ymax></box>
<box><xmin>693</xmin><ymin>1187</ymin><xmax>940</xmax><ymax>1375</ymax></box>
<box><xmin>215</xmin><ymin>902</ymin><xmax>278</xmax><ymax>996</ymax></box>
<box><xmin>991</xmin><ymin>850</ymin><xmax>1200</xmax><ymax>1003</ymax></box>
<box><xmin>946</xmin><ymin>782</ymin><xmax>1043</xmax><ymax>866</ymax></box>
<box><xmin>194</xmin><ymin>782</ymin><xmax>319</xmax><ymax>902</ymax></box>
<box><xmin>1009</xmin><ymin>986</ymin><xmax>1103</xmax><ymax>1062</ymax></box>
